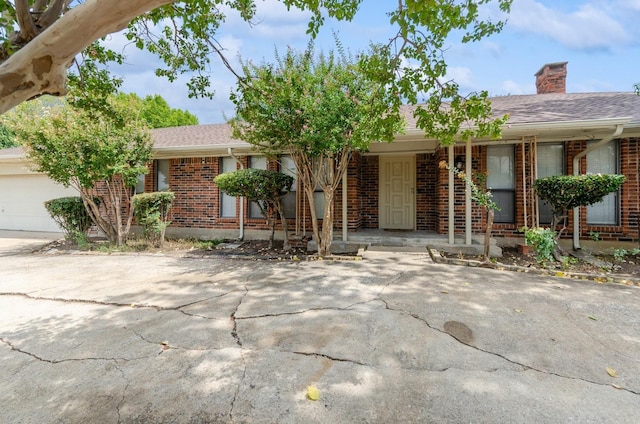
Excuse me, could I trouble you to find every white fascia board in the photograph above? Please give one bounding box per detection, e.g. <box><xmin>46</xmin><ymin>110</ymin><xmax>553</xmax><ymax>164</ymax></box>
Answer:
<box><xmin>152</xmin><ymin>143</ymin><xmax>255</xmax><ymax>159</ymax></box>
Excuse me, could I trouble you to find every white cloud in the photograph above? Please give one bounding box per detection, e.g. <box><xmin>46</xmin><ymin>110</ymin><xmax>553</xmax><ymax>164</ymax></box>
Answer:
<box><xmin>445</xmin><ymin>67</ymin><xmax>475</xmax><ymax>91</ymax></box>
<box><xmin>500</xmin><ymin>80</ymin><xmax>533</xmax><ymax>95</ymax></box>
<box><xmin>508</xmin><ymin>0</ymin><xmax>631</xmax><ymax>51</ymax></box>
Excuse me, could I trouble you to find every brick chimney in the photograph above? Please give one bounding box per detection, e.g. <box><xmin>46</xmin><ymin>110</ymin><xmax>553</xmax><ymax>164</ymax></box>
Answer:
<box><xmin>535</xmin><ymin>62</ymin><xmax>568</xmax><ymax>94</ymax></box>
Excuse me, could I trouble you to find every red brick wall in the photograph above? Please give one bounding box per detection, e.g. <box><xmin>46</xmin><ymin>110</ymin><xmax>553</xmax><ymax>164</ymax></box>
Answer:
<box><xmin>133</xmin><ymin>138</ymin><xmax>640</xmax><ymax>244</ymax></box>
<box><xmin>360</xmin><ymin>155</ymin><xmax>379</xmax><ymax>229</ymax></box>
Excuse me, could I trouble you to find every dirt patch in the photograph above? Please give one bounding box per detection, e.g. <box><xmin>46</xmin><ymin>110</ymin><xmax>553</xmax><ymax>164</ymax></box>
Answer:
<box><xmin>36</xmin><ymin>237</ymin><xmax>313</xmax><ymax>260</ymax></box>
<box><xmin>441</xmin><ymin>246</ymin><xmax>640</xmax><ymax>282</ymax></box>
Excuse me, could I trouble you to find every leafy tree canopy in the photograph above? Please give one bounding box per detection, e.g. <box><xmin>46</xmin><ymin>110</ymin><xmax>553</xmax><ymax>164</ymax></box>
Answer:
<box><xmin>0</xmin><ymin>0</ymin><xmax>511</xmax><ymax>144</ymax></box>
<box><xmin>2</xmin><ymin>90</ymin><xmax>152</xmax><ymax>246</ymax></box>
<box><xmin>115</xmin><ymin>93</ymin><xmax>198</xmax><ymax>128</ymax></box>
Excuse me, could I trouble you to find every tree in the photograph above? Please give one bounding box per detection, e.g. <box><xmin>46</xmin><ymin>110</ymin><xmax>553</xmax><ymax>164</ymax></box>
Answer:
<box><xmin>116</xmin><ymin>93</ymin><xmax>198</xmax><ymax>128</ymax></box>
<box><xmin>3</xmin><ymin>95</ymin><xmax>152</xmax><ymax>246</ymax></box>
<box><xmin>0</xmin><ymin>123</ymin><xmax>16</xmax><ymax>148</ymax></box>
<box><xmin>439</xmin><ymin>161</ymin><xmax>499</xmax><ymax>261</ymax></box>
<box><xmin>230</xmin><ymin>44</ymin><xmax>404</xmax><ymax>256</ymax></box>
<box><xmin>214</xmin><ymin>168</ymin><xmax>294</xmax><ymax>250</ymax></box>
<box><xmin>533</xmin><ymin>174</ymin><xmax>626</xmax><ymax>259</ymax></box>
<box><xmin>0</xmin><ymin>0</ymin><xmax>512</xmax><ymax>133</ymax></box>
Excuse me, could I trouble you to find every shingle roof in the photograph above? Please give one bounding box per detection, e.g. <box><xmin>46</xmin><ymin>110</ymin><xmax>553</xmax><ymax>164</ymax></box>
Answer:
<box><xmin>398</xmin><ymin>92</ymin><xmax>640</xmax><ymax>132</ymax></box>
<box><xmin>151</xmin><ymin>123</ymin><xmax>244</xmax><ymax>148</ymax></box>
<box><xmin>2</xmin><ymin>92</ymin><xmax>639</xmax><ymax>156</ymax></box>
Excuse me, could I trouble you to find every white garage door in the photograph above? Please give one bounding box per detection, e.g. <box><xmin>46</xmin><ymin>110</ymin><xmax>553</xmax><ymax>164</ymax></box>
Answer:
<box><xmin>0</xmin><ymin>174</ymin><xmax>77</xmax><ymax>232</ymax></box>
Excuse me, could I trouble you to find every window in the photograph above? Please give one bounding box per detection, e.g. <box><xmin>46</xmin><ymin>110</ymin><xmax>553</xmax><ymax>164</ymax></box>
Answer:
<box><xmin>587</xmin><ymin>141</ymin><xmax>619</xmax><ymax>225</ymax></box>
<box><xmin>280</xmin><ymin>156</ymin><xmax>297</xmax><ymax>219</ymax></box>
<box><xmin>156</xmin><ymin>159</ymin><xmax>170</xmax><ymax>191</ymax></box>
<box><xmin>135</xmin><ymin>174</ymin><xmax>146</xmax><ymax>194</ymax></box>
<box><xmin>537</xmin><ymin>143</ymin><xmax>564</xmax><ymax>224</ymax></box>
<box><xmin>487</xmin><ymin>145</ymin><xmax>515</xmax><ymax>223</ymax></box>
<box><xmin>248</xmin><ymin>156</ymin><xmax>267</xmax><ymax>218</ymax></box>
<box><xmin>220</xmin><ymin>157</ymin><xmax>237</xmax><ymax>218</ymax></box>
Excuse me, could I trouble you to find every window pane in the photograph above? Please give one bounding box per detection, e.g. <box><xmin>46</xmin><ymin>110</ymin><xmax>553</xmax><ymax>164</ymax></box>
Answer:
<box><xmin>537</xmin><ymin>143</ymin><xmax>564</xmax><ymax>224</ymax></box>
<box><xmin>135</xmin><ymin>174</ymin><xmax>146</xmax><ymax>194</ymax></box>
<box><xmin>487</xmin><ymin>146</ymin><xmax>515</xmax><ymax>223</ymax></box>
<box><xmin>487</xmin><ymin>145</ymin><xmax>515</xmax><ymax>189</ymax></box>
<box><xmin>280</xmin><ymin>156</ymin><xmax>297</xmax><ymax>219</ymax></box>
<box><xmin>157</xmin><ymin>160</ymin><xmax>170</xmax><ymax>191</ymax></box>
<box><xmin>492</xmin><ymin>190</ymin><xmax>515</xmax><ymax>223</ymax></box>
<box><xmin>249</xmin><ymin>156</ymin><xmax>267</xmax><ymax>218</ymax></box>
<box><xmin>220</xmin><ymin>157</ymin><xmax>237</xmax><ymax>218</ymax></box>
<box><xmin>587</xmin><ymin>141</ymin><xmax>618</xmax><ymax>225</ymax></box>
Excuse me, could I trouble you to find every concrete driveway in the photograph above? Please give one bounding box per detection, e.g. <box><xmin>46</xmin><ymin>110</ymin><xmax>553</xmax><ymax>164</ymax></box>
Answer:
<box><xmin>0</xmin><ymin>230</ymin><xmax>61</xmax><ymax>256</ymax></box>
<box><xmin>0</xmin><ymin>241</ymin><xmax>639</xmax><ymax>423</ymax></box>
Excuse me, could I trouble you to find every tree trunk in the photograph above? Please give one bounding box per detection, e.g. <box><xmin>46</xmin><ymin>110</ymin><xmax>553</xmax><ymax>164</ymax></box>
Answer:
<box><xmin>275</xmin><ymin>199</ymin><xmax>290</xmax><ymax>251</ymax></box>
<box><xmin>0</xmin><ymin>0</ymin><xmax>173</xmax><ymax>114</ymax></box>
<box><xmin>483</xmin><ymin>208</ymin><xmax>494</xmax><ymax>261</ymax></box>
<box><xmin>318</xmin><ymin>189</ymin><xmax>335</xmax><ymax>257</ymax></box>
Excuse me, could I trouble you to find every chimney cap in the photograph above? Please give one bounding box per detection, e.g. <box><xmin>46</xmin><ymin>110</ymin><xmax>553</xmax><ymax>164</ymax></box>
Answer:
<box><xmin>534</xmin><ymin>61</ymin><xmax>568</xmax><ymax>76</ymax></box>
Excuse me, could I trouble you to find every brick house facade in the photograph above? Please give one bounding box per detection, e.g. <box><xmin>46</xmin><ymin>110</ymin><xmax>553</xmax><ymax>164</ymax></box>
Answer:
<box><xmin>140</xmin><ymin>62</ymin><xmax>640</xmax><ymax>246</ymax></box>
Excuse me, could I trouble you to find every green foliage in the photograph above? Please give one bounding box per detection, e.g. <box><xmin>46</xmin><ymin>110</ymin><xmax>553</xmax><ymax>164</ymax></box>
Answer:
<box><xmin>44</xmin><ymin>197</ymin><xmax>95</xmax><ymax>244</ymax></box>
<box><xmin>524</xmin><ymin>227</ymin><xmax>557</xmax><ymax>264</ymax></box>
<box><xmin>534</xmin><ymin>174</ymin><xmax>626</xmax><ymax>227</ymax></box>
<box><xmin>213</xmin><ymin>169</ymin><xmax>293</xmax><ymax>202</ymax></box>
<box><xmin>230</xmin><ymin>42</ymin><xmax>405</xmax><ymax>255</ymax></box>
<box><xmin>4</xmin><ymin>96</ymin><xmax>152</xmax><ymax>246</ymax></box>
<box><xmin>231</xmin><ymin>43</ymin><xmax>404</xmax><ymax>157</ymax></box>
<box><xmin>115</xmin><ymin>93</ymin><xmax>198</xmax><ymax>128</ymax></box>
<box><xmin>611</xmin><ymin>248</ymin><xmax>640</xmax><ymax>264</ymax></box>
<box><xmin>0</xmin><ymin>123</ymin><xmax>16</xmax><ymax>148</ymax></box>
<box><xmin>132</xmin><ymin>191</ymin><xmax>175</xmax><ymax>247</ymax></box>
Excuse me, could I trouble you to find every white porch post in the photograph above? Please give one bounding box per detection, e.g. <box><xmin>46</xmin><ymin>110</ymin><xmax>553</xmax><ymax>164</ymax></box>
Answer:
<box><xmin>342</xmin><ymin>170</ymin><xmax>348</xmax><ymax>242</ymax></box>
<box><xmin>448</xmin><ymin>145</ymin><xmax>455</xmax><ymax>244</ymax></box>
<box><xmin>465</xmin><ymin>141</ymin><xmax>472</xmax><ymax>245</ymax></box>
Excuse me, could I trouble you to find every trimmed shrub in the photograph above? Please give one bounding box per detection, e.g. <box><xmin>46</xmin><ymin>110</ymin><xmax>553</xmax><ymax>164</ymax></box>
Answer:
<box><xmin>44</xmin><ymin>196</ymin><xmax>94</xmax><ymax>243</ymax></box>
<box><xmin>534</xmin><ymin>174</ymin><xmax>626</xmax><ymax>225</ymax></box>
<box><xmin>132</xmin><ymin>191</ymin><xmax>175</xmax><ymax>247</ymax></box>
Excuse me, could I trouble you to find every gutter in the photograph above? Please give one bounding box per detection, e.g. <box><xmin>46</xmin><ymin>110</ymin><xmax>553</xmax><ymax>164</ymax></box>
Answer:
<box><xmin>571</xmin><ymin>123</ymin><xmax>625</xmax><ymax>250</ymax></box>
<box><xmin>227</xmin><ymin>147</ymin><xmax>245</xmax><ymax>241</ymax></box>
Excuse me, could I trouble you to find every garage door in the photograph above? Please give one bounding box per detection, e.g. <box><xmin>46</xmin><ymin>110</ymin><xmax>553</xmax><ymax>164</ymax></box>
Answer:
<box><xmin>0</xmin><ymin>174</ymin><xmax>77</xmax><ymax>232</ymax></box>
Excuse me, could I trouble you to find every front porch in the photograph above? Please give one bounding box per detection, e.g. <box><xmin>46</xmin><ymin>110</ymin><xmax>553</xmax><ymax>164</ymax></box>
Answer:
<box><xmin>344</xmin><ymin>229</ymin><xmax>504</xmax><ymax>257</ymax></box>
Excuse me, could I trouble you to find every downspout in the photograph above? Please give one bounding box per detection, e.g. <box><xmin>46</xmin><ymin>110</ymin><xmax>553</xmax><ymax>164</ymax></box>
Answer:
<box><xmin>571</xmin><ymin>124</ymin><xmax>624</xmax><ymax>250</ymax></box>
<box><xmin>228</xmin><ymin>148</ymin><xmax>245</xmax><ymax>241</ymax></box>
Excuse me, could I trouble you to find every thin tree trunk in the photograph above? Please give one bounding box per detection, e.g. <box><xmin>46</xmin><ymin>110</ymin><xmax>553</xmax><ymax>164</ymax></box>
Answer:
<box><xmin>483</xmin><ymin>208</ymin><xmax>494</xmax><ymax>261</ymax></box>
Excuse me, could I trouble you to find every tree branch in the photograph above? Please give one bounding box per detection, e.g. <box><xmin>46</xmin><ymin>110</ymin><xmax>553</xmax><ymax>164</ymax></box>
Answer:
<box><xmin>0</xmin><ymin>0</ymin><xmax>173</xmax><ymax>114</ymax></box>
<box><xmin>15</xmin><ymin>0</ymin><xmax>37</xmax><ymax>40</ymax></box>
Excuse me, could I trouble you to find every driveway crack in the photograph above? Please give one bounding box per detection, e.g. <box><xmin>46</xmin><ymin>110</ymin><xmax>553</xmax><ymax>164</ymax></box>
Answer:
<box><xmin>229</xmin><ymin>350</ymin><xmax>247</xmax><ymax>424</ymax></box>
<box><xmin>292</xmin><ymin>350</ymin><xmax>370</xmax><ymax>367</ymax></box>
<box><xmin>377</xmin><ymin>298</ymin><xmax>640</xmax><ymax>396</ymax></box>
<box><xmin>0</xmin><ymin>337</ymin><xmax>139</xmax><ymax>364</ymax></box>
<box><xmin>230</xmin><ymin>286</ymin><xmax>249</xmax><ymax>347</ymax></box>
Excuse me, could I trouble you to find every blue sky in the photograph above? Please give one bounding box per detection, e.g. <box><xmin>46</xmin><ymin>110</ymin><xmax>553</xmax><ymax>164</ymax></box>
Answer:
<box><xmin>104</xmin><ymin>0</ymin><xmax>640</xmax><ymax>124</ymax></box>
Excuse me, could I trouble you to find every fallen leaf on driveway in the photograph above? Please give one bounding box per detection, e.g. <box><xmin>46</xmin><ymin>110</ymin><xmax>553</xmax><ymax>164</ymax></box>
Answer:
<box><xmin>440</xmin><ymin>290</ymin><xmax>449</xmax><ymax>294</ymax></box>
<box><xmin>514</xmin><ymin>309</ymin><xmax>522</xmax><ymax>313</ymax></box>
<box><xmin>606</xmin><ymin>367</ymin><xmax>618</xmax><ymax>378</ymax></box>
<box><xmin>588</xmin><ymin>315</ymin><xmax>597</xmax><ymax>321</ymax></box>
<box><xmin>307</xmin><ymin>386</ymin><xmax>320</xmax><ymax>401</ymax></box>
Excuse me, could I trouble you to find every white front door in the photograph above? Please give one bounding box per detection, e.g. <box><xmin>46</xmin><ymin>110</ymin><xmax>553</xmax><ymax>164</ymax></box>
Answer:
<box><xmin>379</xmin><ymin>155</ymin><xmax>415</xmax><ymax>229</ymax></box>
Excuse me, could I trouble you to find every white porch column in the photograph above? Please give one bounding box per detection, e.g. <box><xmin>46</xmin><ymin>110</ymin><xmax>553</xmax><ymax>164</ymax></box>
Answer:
<box><xmin>342</xmin><ymin>170</ymin><xmax>348</xmax><ymax>242</ymax></box>
<box><xmin>448</xmin><ymin>145</ymin><xmax>455</xmax><ymax>244</ymax></box>
<box><xmin>465</xmin><ymin>142</ymin><xmax>472</xmax><ymax>245</ymax></box>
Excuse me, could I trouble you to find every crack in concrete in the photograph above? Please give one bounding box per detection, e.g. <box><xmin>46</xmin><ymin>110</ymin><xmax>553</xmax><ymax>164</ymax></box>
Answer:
<box><xmin>228</xmin><ymin>350</ymin><xmax>247</xmax><ymax>424</ymax></box>
<box><xmin>230</xmin><ymin>286</ymin><xmax>249</xmax><ymax>347</ymax></box>
<box><xmin>377</xmin><ymin>298</ymin><xmax>640</xmax><ymax>396</ymax></box>
<box><xmin>0</xmin><ymin>337</ymin><xmax>137</xmax><ymax>364</ymax></box>
<box><xmin>113</xmin><ymin>360</ymin><xmax>131</xmax><ymax>424</ymax></box>
<box><xmin>292</xmin><ymin>350</ymin><xmax>369</xmax><ymax>367</ymax></box>
<box><xmin>0</xmin><ymin>291</ymin><xmax>238</xmax><ymax>316</ymax></box>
